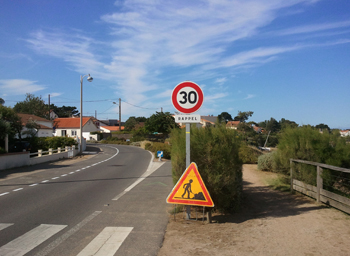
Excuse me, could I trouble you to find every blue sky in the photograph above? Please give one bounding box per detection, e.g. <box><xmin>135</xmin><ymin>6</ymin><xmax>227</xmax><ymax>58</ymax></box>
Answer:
<box><xmin>1</xmin><ymin>0</ymin><xmax>349</xmax><ymax>128</ymax></box>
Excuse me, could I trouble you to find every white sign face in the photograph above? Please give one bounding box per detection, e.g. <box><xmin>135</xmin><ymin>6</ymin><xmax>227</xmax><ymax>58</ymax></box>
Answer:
<box><xmin>172</xmin><ymin>81</ymin><xmax>204</xmax><ymax>114</ymax></box>
<box><xmin>174</xmin><ymin>114</ymin><xmax>201</xmax><ymax>123</ymax></box>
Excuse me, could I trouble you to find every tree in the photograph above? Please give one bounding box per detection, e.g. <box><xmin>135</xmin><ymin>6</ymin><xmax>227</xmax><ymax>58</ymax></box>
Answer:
<box><xmin>51</xmin><ymin>105</ymin><xmax>79</xmax><ymax>118</ymax></box>
<box><xmin>0</xmin><ymin>105</ymin><xmax>23</xmax><ymax>140</ymax></box>
<box><xmin>0</xmin><ymin>98</ymin><xmax>4</xmax><ymax>105</ymax></box>
<box><xmin>279</xmin><ymin>118</ymin><xmax>298</xmax><ymax>129</ymax></box>
<box><xmin>14</xmin><ymin>93</ymin><xmax>47</xmax><ymax>118</ymax></box>
<box><xmin>265</xmin><ymin>117</ymin><xmax>280</xmax><ymax>133</ymax></box>
<box><xmin>218</xmin><ymin>112</ymin><xmax>233</xmax><ymax>123</ymax></box>
<box><xmin>234</xmin><ymin>111</ymin><xmax>254</xmax><ymax>122</ymax></box>
<box><xmin>145</xmin><ymin>112</ymin><xmax>179</xmax><ymax>134</ymax></box>
<box><xmin>124</xmin><ymin>116</ymin><xmax>138</xmax><ymax>131</ymax></box>
<box><xmin>0</xmin><ymin>114</ymin><xmax>11</xmax><ymax>140</ymax></box>
<box><xmin>315</xmin><ymin>123</ymin><xmax>330</xmax><ymax>132</ymax></box>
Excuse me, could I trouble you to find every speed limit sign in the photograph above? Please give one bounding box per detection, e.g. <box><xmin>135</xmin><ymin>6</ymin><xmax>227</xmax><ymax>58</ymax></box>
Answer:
<box><xmin>172</xmin><ymin>81</ymin><xmax>204</xmax><ymax>114</ymax></box>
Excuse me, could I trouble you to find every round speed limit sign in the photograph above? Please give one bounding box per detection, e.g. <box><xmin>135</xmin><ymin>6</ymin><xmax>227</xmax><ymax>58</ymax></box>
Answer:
<box><xmin>172</xmin><ymin>81</ymin><xmax>204</xmax><ymax>114</ymax></box>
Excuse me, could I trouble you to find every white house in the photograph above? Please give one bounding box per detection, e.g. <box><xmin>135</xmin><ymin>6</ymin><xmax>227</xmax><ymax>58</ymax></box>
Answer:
<box><xmin>53</xmin><ymin>117</ymin><xmax>99</xmax><ymax>139</ymax></box>
<box><xmin>340</xmin><ymin>129</ymin><xmax>350</xmax><ymax>137</ymax></box>
<box><xmin>100</xmin><ymin>125</ymin><xmax>125</xmax><ymax>133</ymax></box>
<box><xmin>17</xmin><ymin>113</ymin><xmax>53</xmax><ymax>138</ymax></box>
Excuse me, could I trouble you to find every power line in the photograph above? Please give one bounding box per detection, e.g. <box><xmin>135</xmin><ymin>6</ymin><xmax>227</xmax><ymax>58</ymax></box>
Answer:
<box><xmin>121</xmin><ymin>99</ymin><xmax>160</xmax><ymax>110</ymax></box>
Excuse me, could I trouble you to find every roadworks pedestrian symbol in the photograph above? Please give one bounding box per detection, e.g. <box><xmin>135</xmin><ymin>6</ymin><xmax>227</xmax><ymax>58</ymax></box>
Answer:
<box><xmin>166</xmin><ymin>162</ymin><xmax>214</xmax><ymax>207</ymax></box>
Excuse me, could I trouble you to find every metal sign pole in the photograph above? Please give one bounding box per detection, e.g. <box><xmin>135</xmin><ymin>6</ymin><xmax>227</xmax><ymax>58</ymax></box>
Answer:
<box><xmin>185</xmin><ymin>123</ymin><xmax>191</xmax><ymax>220</ymax></box>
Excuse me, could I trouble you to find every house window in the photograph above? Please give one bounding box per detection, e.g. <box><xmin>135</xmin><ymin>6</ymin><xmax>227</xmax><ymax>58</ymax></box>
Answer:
<box><xmin>72</xmin><ymin>130</ymin><xmax>77</xmax><ymax>136</ymax></box>
<box><xmin>61</xmin><ymin>130</ymin><xmax>67</xmax><ymax>136</ymax></box>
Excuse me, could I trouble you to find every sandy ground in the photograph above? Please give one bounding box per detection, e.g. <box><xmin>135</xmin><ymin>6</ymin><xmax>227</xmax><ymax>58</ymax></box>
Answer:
<box><xmin>158</xmin><ymin>164</ymin><xmax>350</xmax><ymax>256</ymax></box>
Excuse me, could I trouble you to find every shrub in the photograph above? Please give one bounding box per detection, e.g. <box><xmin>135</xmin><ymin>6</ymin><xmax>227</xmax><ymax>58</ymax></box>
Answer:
<box><xmin>144</xmin><ymin>143</ymin><xmax>152</xmax><ymax>151</ymax></box>
<box><xmin>274</xmin><ymin>126</ymin><xmax>350</xmax><ymax>186</ymax></box>
<box><xmin>239</xmin><ymin>144</ymin><xmax>261</xmax><ymax>164</ymax></box>
<box><xmin>146</xmin><ymin>142</ymin><xmax>171</xmax><ymax>159</ymax></box>
<box><xmin>257</xmin><ymin>152</ymin><xmax>277</xmax><ymax>172</ymax></box>
<box><xmin>170</xmin><ymin>125</ymin><xmax>243</xmax><ymax>213</ymax></box>
<box><xmin>0</xmin><ymin>147</ymin><xmax>7</xmax><ymax>154</ymax></box>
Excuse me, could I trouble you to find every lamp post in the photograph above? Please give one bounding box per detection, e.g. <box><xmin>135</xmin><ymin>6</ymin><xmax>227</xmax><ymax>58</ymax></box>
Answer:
<box><xmin>80</xmin><ymin>74</ymin><xmax>93</xmax><ymax>155</ymax></box>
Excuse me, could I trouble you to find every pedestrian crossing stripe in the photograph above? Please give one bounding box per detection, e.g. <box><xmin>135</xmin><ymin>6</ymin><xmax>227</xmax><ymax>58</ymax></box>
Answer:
<box><xmin>166</xmin><ymin>162</ymin><xmax>214</xmax><ymax>207</ymax></box>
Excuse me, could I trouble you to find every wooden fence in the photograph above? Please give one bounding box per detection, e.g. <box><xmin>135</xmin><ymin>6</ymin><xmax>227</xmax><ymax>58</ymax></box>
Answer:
<box><xmin>290</xmin><ymin>159</ymin><xmax>350</xmax><ymax>214</ymax></box>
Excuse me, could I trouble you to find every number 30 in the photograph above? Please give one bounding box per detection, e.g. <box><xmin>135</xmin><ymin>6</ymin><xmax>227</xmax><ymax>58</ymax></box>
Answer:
<box><xmin>179</xmin><ymin>91</ymin><xmax>197</xmax><ymax>104</ymax></box>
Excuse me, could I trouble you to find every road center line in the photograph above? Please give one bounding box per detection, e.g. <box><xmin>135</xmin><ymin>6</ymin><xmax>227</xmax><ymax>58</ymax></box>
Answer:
<box><xmin>29</xmin><ymin>183</ymin><xmax>38</xmax><ymax>187</ymax></box>
<box><xmin>0</xmin><ymin>192</ymin><xmax>9</xmax><ymax>196</ymax></box>
<box><xmin>13</xmin><ymin>188</ymin><xmax>23</xmax><ymax>192</ymax></box>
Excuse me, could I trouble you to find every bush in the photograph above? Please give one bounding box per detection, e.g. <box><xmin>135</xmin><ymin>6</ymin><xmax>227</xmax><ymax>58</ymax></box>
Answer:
<box><xmin>144</xmin><ymin>143</ymin><xmax>152</xmax><ymax>151</ymax></box>
<box><xmin>170</xmin><ymin>125</ymin><xmax>243</xmax><ymax>213</ymax></box>
<box><xmin>257</xmin><ymin>152</ymin><xmax>276</xmax><ymax>172</ymax></box>
<box><xmin>274</xmin><ymin>126</ymin><xmax>350</xmax><ymax>186</ymax></box>
<box><xmin>239</xmin><ymin>144</ymin><xmax>261</xmax><ymax>164</ymax></box>
<box><xmin>0</xmin><ymin>147</ymin><xmax>7</xmax><ymax>154</ymax></box>
<box><xmin>144</xmin><ymin>142</ymin><xmax>171</xmax><ymax>159</ymax></box>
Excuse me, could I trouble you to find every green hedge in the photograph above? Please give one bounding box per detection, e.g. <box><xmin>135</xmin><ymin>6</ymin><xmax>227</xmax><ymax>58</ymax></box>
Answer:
<box><xmin>144</xmin><ymin>142</ymin><xmax>171</xmax><ymax>159</ymax></box>
<box><xmin>239</xmin><ymin>144</ymin><xmax>261</xmax><ymax>164</ymax></box>
<box><xmin>170</xmin><ymin>125</ymin><xmax>243</xmax><ymax>213</ymax></box>
<box><xmin>257</xmin><ymin>152</ymin><xmax>276</xmax><ymax>172</ymax></box>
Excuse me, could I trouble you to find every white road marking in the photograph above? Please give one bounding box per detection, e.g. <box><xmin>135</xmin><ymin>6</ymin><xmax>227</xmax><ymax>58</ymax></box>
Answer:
<box><xmin>0</xmin><ymin>223</ymin><xmax>13</xmax><ymax>231</ymax></box>
<box><xmin>69</xmin><ymin>172</ymin><xmax>75</xmax><ymax>174</ymax></box>
<box><xmin>35</xmin><ymin>211</ymin><xmax>102</xmax><ymax>256</ymax></box>
<box><xmin>61</xmin><ymin>174</ymin><xmax>67</xmax><ymax>176</ymax></box>
<box><xmin>76</xmin><ymin>169</ymin><xmax>81</xmax><ymax>172</ymax></box>
<box><xmin>42</xmin><ymin>180</ymin><xmax>49</xmax><ymax>183</ymax></box>
<box><xmin>76</xmin><ymin>227</ymin><xmax>133</xmax><ymax>256</ymax></box>
<box><xmin>13</xmin><ymin>188</ymin><xmax>23</xmax><ymax>192</ymax></box>
<box><xmin>0</xmin><ymin>192</ymin><xmax>9</xmax><ymax>196</ymax></box>
<box><xmin>113</xmin><ymin>151</ymin><xmax>164</xmax><ymax>201</ymax></box>
<box><xmin>0</xmin><ymin>224</ymin><xmax>67</xmax><ymax>256</ymax></box>
<box><xmin>29</xmin><ymin>183</ymin><xmax>38</xmax><ymax>187</ymax></box>
<box><xmin>52</xmin><ymin>177</ymin><xmax>59</xmax><ymax>180</ymax></box>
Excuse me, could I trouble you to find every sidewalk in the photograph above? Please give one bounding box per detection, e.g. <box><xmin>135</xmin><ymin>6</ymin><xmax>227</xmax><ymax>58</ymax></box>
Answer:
<box><xmin>158</xmin><ymin>164</ymin><xmax>350</xmax><ymax>256</ymax></box>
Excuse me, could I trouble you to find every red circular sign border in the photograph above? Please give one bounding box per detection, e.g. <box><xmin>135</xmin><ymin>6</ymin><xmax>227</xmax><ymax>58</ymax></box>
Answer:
<box><xmin>171</xmin><ymin>81</ymin><xmax>204</xmax><ymax>114</ymax></box>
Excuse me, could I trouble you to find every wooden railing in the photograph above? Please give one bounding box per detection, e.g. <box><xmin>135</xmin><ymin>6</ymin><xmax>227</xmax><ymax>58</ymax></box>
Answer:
<box><xmin>290</xmin><ymin>159</ymin><xmax>350</xmax><ymax>214</ymax></box>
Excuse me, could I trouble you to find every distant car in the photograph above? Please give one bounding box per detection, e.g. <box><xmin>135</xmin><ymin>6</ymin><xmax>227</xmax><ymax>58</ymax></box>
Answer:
<box><xmin>10</xmin><ymin>141</ymin><xmax>31</xmax><ymax>152</ymax></box>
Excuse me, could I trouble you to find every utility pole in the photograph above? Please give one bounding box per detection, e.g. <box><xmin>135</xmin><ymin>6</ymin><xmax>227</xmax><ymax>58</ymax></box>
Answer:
<box><xmin>48</xmin><ymin>94</ymin><xmax>51</xmax><ymax>120</ymax></box>
<box><xmin>119</xmin><ymin>98</ymin><xmax>121</xmax><ymax>131</ymax></box>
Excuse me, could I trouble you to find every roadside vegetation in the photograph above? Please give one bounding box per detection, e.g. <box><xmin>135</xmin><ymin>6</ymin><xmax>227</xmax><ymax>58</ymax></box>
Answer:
<box><xmin>258</xmin><ymin>126</ymin><xmax>350</xmax><ymax>197</ymax></box>
<box><xmin>170</xmin><ymin>124</ymin><xmax>243</xmax><ymax>213</ymax></box>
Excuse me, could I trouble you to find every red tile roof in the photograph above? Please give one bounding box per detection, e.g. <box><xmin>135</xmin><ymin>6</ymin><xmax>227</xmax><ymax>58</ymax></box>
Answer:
<box><xmin>17</xmin><ymin>113</ymin><xmax>52</xmax><ymax>129</ymax></box>
<box><xmin>101</xmin><ymin>126</ymin><xmax>125</xmax><ymax>131</ymax></box>
<box><xmin>226</xmin><ymin>121</ymin><xmax>240</xmax><ymax>127</ymax></box>
<box><xmin>54</xmin><ymin>117</ymin><xmax>92</xmax><ymax>128</ymax></box>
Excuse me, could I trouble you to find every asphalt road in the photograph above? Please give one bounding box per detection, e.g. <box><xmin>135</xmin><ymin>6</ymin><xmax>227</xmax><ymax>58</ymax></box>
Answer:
<box><xmin>0</xmin><ymin>144</ymin><xmax>173</xmax><ymax>256</ymax></box>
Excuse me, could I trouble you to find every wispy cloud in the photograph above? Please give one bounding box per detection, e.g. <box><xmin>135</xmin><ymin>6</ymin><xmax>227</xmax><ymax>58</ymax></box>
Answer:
<box><xmin>244</xmin><ymin>94</ymin><xmax>256</xmax><ymax>100</ymax></box>
<box><xmin>25</xmin><ymin>0</ymin><xmax>325</xmax><ymax>107</ymax></box>
<box><xmin>276</xmin><ymin>20</ymin><xmax>350</xmax><ymax>36</ymax></box>
<box><xmin>0</xmin><ymin>79</ymin><xmax>46</xmax><ymax>96</ymax></box>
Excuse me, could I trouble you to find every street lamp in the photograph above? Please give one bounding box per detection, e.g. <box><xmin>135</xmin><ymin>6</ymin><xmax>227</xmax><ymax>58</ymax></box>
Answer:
<box><xmin>80</xmin><ymin>74</ymin><xmax>93</xmax><ymax>155</ymax></box>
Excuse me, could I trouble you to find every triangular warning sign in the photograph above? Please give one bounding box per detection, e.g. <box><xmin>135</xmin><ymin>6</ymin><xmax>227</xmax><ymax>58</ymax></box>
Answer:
<box><xmin>166</xmin><ymin>162</ymin><xmax>214</xmax><ymax>207</ymax></box>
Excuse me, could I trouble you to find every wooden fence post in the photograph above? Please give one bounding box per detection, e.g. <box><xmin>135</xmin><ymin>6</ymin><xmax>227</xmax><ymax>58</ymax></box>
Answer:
<box><xmin>317</xmin><ymin>166</ymin><xmax>323</xmax><ymax>203</ymax></box>
<box><xmin>49</xmin><ymin>148</ymin><xmax>53</xmax><ymax>155</ymax></box>
<box><xmin>38</xmin><ymin>149</ymin><xmax>42</xmax><ymax>157</ymax></box>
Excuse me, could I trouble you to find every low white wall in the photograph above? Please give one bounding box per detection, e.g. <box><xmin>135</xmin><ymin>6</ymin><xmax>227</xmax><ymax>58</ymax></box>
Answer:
<box><xmin>0</xmin><ymin>148</ymin><xmax>78</xmax><ymax>171</ymax></box>
<box><xmin>0</xmin><ymin>152</ymin><xmax>30</xmax><ymax>171</ymax></box>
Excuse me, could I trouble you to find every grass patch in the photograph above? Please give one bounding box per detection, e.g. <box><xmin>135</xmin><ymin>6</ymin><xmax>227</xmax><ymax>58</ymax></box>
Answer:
<box><xmin>264</xmin><ymin>174</ymin><xmax>291</xmax><ymax>192</ymax></box>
